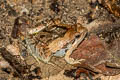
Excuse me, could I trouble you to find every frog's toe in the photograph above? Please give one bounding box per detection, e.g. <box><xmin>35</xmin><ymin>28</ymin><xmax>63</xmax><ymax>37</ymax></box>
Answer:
<box><xmin>39</xmin><ymin>56</ymin><xmax>50</xmax><ymax>63</ymax></box>
<box><xmin>65</xmin><ymin>57</ymin><xmax>85</xmax><ymax>64</ymax></box>
<box><xmin>38</xmin><ymin>54</ymin><xmax>52</xmax><ymax>64</ymax></box>
<box><xmin>39</xmin><ymin>57</ymin><xmax>55</xmax><ymax>65</ymax></box>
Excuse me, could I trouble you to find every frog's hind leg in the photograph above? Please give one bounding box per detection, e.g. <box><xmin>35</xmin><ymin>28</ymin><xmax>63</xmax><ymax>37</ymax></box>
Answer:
<box><xmin>53</xmin><ymin>19</ymin><xmax>73</xmax><ymax>29</ymax></box>
<box><xmin>26</xmin><ymin>38</ymin><xmax>54</xmax><ymax>65</ymax></box>
<box><xmin>25</xmin><ymin>38</ymin><xmax>41</xmax><ymax>64</ymax></box>
<box><xmin>64</xmin><ymin>29</ymin><xmax>87</xmax><ymax>65</ymax></box>
<box><xmin>35</xmin><ymin>43</ymin><xmax>55</xmax><ymax>65</ymax></box>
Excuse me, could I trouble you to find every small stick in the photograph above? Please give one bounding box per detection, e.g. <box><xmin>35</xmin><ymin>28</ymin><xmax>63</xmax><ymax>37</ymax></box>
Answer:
<box><xmin>0</xmin><ymin>48</ymin><xmax>26</xmax><ymax>80</ymax></box>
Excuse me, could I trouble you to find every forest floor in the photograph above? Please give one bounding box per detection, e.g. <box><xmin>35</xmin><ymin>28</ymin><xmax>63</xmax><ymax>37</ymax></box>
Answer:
<box><xmin>0</xmin><ymin>0</ymin><xmax>120</xmax><ymax>80</ymax></box>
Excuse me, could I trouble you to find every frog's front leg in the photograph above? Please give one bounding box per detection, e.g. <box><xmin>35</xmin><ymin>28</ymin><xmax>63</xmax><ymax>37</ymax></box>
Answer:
<box><xmin>64</xmin><ymin>27</ymin><xmax>87</xmax><ymax>64</ymax></box>
<box><xmin>106</xmin><ymin>61</ymin><xmax>120</xmax><ymax>69</ymax></box>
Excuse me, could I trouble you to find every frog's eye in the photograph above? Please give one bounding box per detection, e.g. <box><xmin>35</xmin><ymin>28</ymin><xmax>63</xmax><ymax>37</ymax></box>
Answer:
<box><xmin>75</xmin><ymin>34</ymin><xmax>80</xmax><ymax>38</ymax></box>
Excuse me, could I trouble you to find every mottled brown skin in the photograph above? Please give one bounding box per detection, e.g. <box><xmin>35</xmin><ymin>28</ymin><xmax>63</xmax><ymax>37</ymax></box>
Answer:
<box><xmin>70</xmin><ymin>23</ymin><xmax>120</xmax><ymax>76</ymax></box>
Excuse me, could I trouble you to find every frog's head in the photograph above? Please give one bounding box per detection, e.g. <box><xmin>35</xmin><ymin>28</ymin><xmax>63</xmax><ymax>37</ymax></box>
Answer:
<box><xmin>74</xmin><ymin>23</ymin><xmax>88</xmax><ymax>39</ymax></box>
<box><xmin>77</xmin><ymin>23</ymin><xmax>87</xmax><ymax>33</ymax></box>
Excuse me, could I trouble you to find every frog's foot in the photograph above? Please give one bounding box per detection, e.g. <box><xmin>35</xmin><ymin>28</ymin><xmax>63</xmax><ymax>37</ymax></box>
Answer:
<box><xmin>38</xmin><ymin>54</ymin><xmax>50</xmax><ymax>63</ymax></box>
<box><xmin>37</xmin><ymin>53</ymin><xmax>55</xmax><ymax>66</ymax></box>
<box><xmin>36</xmin><ymin>55</ymin><xmax>54</xmax><ymax>66</ymax></box>
<box><xmin>65</xmin><ymin>56</ymin><xmax>85</xmax><ymax>64</ymax></box>
<box><xmin>38</xmin><ymin>56</ymin><xmax>54</xmax><ymax>66</ymax></box>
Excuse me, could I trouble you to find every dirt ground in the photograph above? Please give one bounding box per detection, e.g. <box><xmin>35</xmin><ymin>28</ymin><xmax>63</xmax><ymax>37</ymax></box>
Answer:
<box><xmin>0</xmin><ymin>0</ymin><xmax>120</xmax><ymax>80</ymax></box>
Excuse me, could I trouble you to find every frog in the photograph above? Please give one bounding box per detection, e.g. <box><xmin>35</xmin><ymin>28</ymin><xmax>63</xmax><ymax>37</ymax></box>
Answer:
<box><xmin>15</xmin><ymin>18</ymin><xmax>88</xmax><ymax>65</ymax></box>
